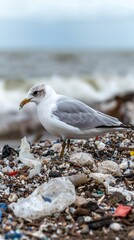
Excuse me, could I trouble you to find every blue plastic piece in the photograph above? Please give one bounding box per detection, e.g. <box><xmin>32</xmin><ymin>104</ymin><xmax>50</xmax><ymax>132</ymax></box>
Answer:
<box><xmin>42</xmin><ymin>196</ymin><xmax>52</xmax><ymax>203</ymax></box>
<box><xmin>0</xmin><ymin>210</ymin><xmax>2</xmax><ymax>223</ymax></box>
<box><xmin>0</xmin><ymin>203</ymin><xmax>8</xmax><ymax>211</ymax></box>
<box><xmin>5</xmin><ymin>231</ymin><xmax>23</xmax><ymax>239</ymax></box>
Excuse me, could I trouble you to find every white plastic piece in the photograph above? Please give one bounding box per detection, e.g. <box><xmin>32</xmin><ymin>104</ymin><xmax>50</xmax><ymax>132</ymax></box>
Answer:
<box><xmin>96</xmin><ymin>142</ymin><xmax>106</xmax><ymax>151</ymax></box>
<box><xmin>119</xmin><ymin>159</ymin><xmax>128</xmax><ymax>170</ymax></box>
<box><xmin>9</xmin><ymin>177</ymin><xmax>76</xmax><ymax>220</ymax></box>
<box><xmin>97</xmin><ymin>160</ymin><xmax>122</xmax><ymax>176</ymax></box>
<box><xmin>89</xmin><ymin>173</ymin><xmax>116</xmax><ymax>184</ymax></box>
<box><xmin>104</xmin><ymin>182</ymin><xmax>134</xmax><ymax>201</ymax></box>
<box><xmin>70</xmin><ymin>152</ymin><xmax>94</xmax><ymax>166</ymax></box>
<box><xmin>19</xmin><ymin>137</ymin><xmax>42</xmax><ymax>178</ymax></box>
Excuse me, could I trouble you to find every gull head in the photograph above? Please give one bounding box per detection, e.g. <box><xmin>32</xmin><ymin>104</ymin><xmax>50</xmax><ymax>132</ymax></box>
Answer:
<box><xmin>19</xmin><ymin>83</ymin><xmax>55</xmax><ymax>109</ymax></box>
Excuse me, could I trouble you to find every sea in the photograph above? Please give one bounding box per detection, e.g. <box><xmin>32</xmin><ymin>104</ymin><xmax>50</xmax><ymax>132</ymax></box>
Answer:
<box><xmin>0</xmin><ymin>50</ymin><xmax>134</xmax><ymax>114</ymax></box>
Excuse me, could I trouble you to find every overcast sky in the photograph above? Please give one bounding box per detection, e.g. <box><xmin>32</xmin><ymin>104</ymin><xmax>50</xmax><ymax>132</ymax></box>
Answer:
<box><xmin>0</xmin><ymin>0</ymin><xmax>134</xmax><ymax>50</ymax></box>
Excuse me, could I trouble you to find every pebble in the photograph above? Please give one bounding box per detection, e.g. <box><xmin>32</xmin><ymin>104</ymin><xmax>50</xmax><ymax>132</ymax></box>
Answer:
<box><xmin>128</xmin><ymin>229</ymin><xmax>134</xmax><ymax>239</ymax></box>
<box><xmin>110</xmin><ymin>222</ymin><xmax>122</xmax><ymax>231</ymax></box>
<box><xmin>8</xmin><ymin>193</ymin><xmax>18</xmax><ymax>202</ymax></box>
<box><xmin>80</xmin><ymin>224</ymin><xmax>89</xmax><ymax>234</ymax></box>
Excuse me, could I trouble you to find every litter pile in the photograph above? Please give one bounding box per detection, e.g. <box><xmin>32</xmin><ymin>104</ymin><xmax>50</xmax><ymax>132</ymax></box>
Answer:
<box><xmin>0</xmin><ymin>130</ymin><xmax>134</xmax><ymax>240</ymax></box>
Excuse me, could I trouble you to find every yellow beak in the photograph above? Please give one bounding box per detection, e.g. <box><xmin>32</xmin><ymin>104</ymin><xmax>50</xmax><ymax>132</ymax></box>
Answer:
<box><xmin>19</xmin><ymin>98</ymin><xmax>32</xmax><ymax>109</ymax></box>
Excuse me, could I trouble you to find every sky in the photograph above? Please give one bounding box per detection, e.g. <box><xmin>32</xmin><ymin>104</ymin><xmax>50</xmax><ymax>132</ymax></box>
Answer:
<box><xmin>0</xmin><ymin>0</ymin><xmax>134</xmax><ymax>50</ymax></box>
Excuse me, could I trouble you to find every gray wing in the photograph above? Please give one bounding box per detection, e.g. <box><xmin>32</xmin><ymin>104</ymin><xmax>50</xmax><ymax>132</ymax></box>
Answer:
<box><xmin>52</xmin><ymin>96</ymin><xmax>122</xmax><ymax>130</ymax></box>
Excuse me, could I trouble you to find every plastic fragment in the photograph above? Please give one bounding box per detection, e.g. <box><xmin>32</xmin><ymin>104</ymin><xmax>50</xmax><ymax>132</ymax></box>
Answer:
<box><xmin>0</xmin><ymin>210</ymin><xmax>2</xmax><ymax>223</ymax></box>
<box><xmin>66</xmin><ymin>173</ymin><xmax>88</xmax><ymax>187</ymax></box>
<box><xmin>7</xmin><ymin>171</ymin><xmax>19</xmax><ymax>176</ymax></box>
<box><xmin>0</xmin><ymin>203</ymin><xmax>8</xmax><ymax>223</ymax></box>
<box><xmin>1</xmin><ymin>145</ymin><xmax>12</xmax><ymax>158</ymax></box>
<box><xmin>69</xmin><ymin>152</ymin><xmax>94</xmax><ymax>166</ymax></box>
<box><xmin>19</xmin><ymin>137</ymin><xmax>42</xmax><ymax>178</ymax></box>
<box><xmin>130</xmin><ymin>151</ymin><xmax>134</xmax><ymax>156</ymax></box>
<box><xmin>105</xmin><ymin>183</ymin><xmax>134</xmax><ymax>201</ymax></box>
<box><xmin>88</xmin><ymin>215</ymin><xmax>112</xmax><ymax>229</ymax></box>
<box><xmin>97</xmin><ymin>160</ymin><xmax>122</xmax><ymax>176</ymax></box>
<box><xmin>0</xmin><ymin>203</ymin><xmax>8</xmax><ymax>211</ymax></box>
<box><xmin>113</xmin><ymin>204</ymin><xmax>132</xmax><ymax>217</ymax></box>
<box><xmin>9</xmin><ymin>177</ymin><xmax>76</xmax><ymax>219</ymax></box>
<box><xmin>89</xmin><ymin>173</ymin><xmax>116</xmax><ymax>185</ymax></box>
<box><xmin>5</xmin><ymin>230</ymin><xmax>23</xmax><ymax>239</ymax></box>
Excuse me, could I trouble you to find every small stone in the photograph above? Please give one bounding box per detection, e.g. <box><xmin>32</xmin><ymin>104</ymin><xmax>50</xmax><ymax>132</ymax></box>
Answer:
<box><xmin>4</xmin><ymin>225</ymin><xmax>11</xmax><ymax>232</ymax></box>
<box><xmin>49</xmin><ymin>171</ymin><xmax>62</xmax><ymax>178</ymax></box>
<box><xmin>74</xmin><ymin>196</ymin><xmax>87</xmax><ymax>207</ymax></box>
<box><xmin>80</xmin><ymin>224</ymin><xmax>89</xmax><ymax>234</ymax></box>
<box><xmin>128</xmin><ymin>229</ymin><xmax>134</xmax><ymax>239</ymax></box>
<box><xmin>51</xmin><ymin>143</ymin><xmax>62</xmax><ymax>152</ymax></box>
<box><xmin>110</xmin><ymin>222</ymin><xmax>122</xmax><ymax>231</ymax></box>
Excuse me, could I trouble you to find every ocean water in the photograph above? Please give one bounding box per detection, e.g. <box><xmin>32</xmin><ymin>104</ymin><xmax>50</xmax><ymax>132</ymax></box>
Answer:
<box><xmin>0</xmin><ymin>50</ymin><xmax>134</xmax><ymax>113</ymax></box>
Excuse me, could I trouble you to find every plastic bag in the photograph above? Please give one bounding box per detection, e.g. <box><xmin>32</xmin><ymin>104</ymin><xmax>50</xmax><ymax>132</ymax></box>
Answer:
<box><xmin>19</xmin><ymin>137</ymin><xmax>42</xmax><ymax>178</ymax></box>
<box><xmin>9</xmin><ymin>177</ymin><xmax>76</xmax><ymax>219</ymax></box>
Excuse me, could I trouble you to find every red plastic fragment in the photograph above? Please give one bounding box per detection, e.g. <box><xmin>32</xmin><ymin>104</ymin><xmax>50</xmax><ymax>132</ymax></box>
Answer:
<box><xmin>113</xmin><ymin>204</ymin><xmax>132</xmax><ymax>217</ymax></box>
<box><xmin>7</xmin><ymin>171</ymin><xmax>19</xmax><ymax>176</ymax></box>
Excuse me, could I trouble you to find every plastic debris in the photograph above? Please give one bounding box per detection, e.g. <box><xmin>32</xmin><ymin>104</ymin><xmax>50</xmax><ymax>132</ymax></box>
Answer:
<box><xmin>97</xmin><ymin>160</ymin><xmax>122</xmax><ymax>176</ymax></box>
<box><xmin>69</xmin><ymin>152</ymin><xmax>94</xmax><ymax>166</ymax></box>
<box><xmin>7</xmin><ymin>171</ymin><xmax>19</xmax><ymax>176</ymax></box>
<box><xmin>1</xmin><ymin>145</ymin><xmax>18</xmax><ymax>159</ymax></box>
<box><xmin>8</xmin><ymin>193</ymin><xmax>18</xmax><ymax>202</ymax></box>
<box><xmin>119</xmin><ymin>159</ymin><xmax>128</xmax><ymax>170</ymax></box>
<box><xmin>1</xmin><ymin>145</ymin><xmax>12</xmax><ymax>158</ymax></box>
<box><xmin>0</xmin><ymin>203</ymin><xmax>8</xmax><ymax>223</ymax></box>
<box><xmin>19</xmin><ymin>137</ymin><xmax>42</xmax><ymax>178</ymax></box>
<box><xmin>66</xmin><ymin>173</ymin><xmax>88</xmax><ymax>187</ymax></box>
<box><xmin>9</xmin><ymin>177</ymin><xmax>76</xmax><ymax>219</ymax></box>
<box><xmin>130</xmin><ymin>151</ymin><xmax>134</xmax><ymax>156</ymax></box>
<box><xmin>113</xmin><ymin>204</ymin><xmax>132</xmax><ymax>217</ymax></box>
<box><xmin>0</xmin><ymin>210</ymin><xmax>2</xmax><ymax>223</ymax></box>
<box><xmin>88</xmin><ymin>215</ymin><xmax>112</xmax><ymax>229</ymax></box>
<box><xmin>5</xmin><ymin>230</ymin><xmax>23</xmax><ymax>239</ymax></box>
<box><xmin>89</xmin><ymin>173</ymin><xmax>116</xmax><ymax>185</ymax></box>
<box><xmin>96</xmin><ymin>142</ymin><xmax>106</xmax><ymax>151</ymax></box>
<box><xmin>105</xmin><ymin>183</ymin><xmax>134</xmax><ymax>201</ymax></box>
<box><xmin>0</xmin><ymin>203</ymin><xmax>8</xmax><ymax>211</ymax></box>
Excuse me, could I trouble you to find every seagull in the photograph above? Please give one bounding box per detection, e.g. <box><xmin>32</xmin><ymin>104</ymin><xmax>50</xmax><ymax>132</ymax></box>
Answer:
<box><xmin>20</xmin><ymin>83</ymin><xmax>134</xmax><ymax>158</ymax></box>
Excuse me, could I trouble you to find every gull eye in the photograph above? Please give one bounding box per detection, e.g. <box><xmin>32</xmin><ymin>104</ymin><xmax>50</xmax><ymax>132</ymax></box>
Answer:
<box><xmin>33</xmin><ymin>90</ymin><xmax>38</xmax><ymax>96</ymax></box>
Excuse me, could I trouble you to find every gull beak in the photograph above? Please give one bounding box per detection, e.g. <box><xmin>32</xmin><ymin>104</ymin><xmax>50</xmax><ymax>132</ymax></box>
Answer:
<box><xmin>19</xmin><ymin>98</ymin><xmax>32</xmax><ymax>110</ymax></box>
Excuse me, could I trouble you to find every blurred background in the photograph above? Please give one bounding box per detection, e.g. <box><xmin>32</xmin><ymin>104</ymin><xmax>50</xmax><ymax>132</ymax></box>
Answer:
<box><xmin>0</xmin><ymin>0</ymin><xmax>134</xmax><ymax>147</ymax></box>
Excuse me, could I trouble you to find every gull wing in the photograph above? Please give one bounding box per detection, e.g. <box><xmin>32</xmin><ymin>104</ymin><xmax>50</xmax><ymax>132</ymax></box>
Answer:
<box><xmin>52</xmin><ymin>96</ymin><xmax>122</xmax><ymax>131</ymax></box>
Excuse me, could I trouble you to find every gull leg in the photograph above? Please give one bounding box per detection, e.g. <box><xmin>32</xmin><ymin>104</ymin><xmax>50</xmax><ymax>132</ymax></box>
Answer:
<box><xmin>67</xmin><ymin>139</ymin><xmax>70</xmax><ymax>151</ymax></box>
<box><xmin>60</xmin><ymin>139</ymin><xmax>66</xmax><ymax>158</ymax></box>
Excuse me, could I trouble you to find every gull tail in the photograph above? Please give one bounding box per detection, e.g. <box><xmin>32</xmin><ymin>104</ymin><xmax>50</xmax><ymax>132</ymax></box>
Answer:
<box><xmin>120</xmin><ymin>124</ymin><xmax>134</xmax><ymax>130</ymax></box>
<box><xmin>96</xmin><ymin>124</ymin><xmax>134</xmax><ymax>130</ymax></box>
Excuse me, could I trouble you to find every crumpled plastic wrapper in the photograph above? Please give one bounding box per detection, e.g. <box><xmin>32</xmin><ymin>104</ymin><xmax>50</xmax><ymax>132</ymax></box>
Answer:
<box><xmin>19</xmin><ymin>137</ymin><xmax>42</xmax><ymax>178</ymax></box>
<box><xmin>9</xmin><ymin>177</ymin><xmax>76</xmax><ymax>220</ymax></box>
<box><xmin>97</xmin><ymin>160</ymin><xmax>122</xmax><ymax>176</ymax></box>
<box><xmin>69</xmin><ymin>152</ymin><xmax>94</xmax><ymax>167</ymax></box>
<box><xmin>89</xmin><ymin>172</ymin><xmax>134</xmax><ymax>201</ymax></box>
<box><xmin>89</xmin><ymin>173</ymin><xmax>116</xmax><ymax>185</ymax></box>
